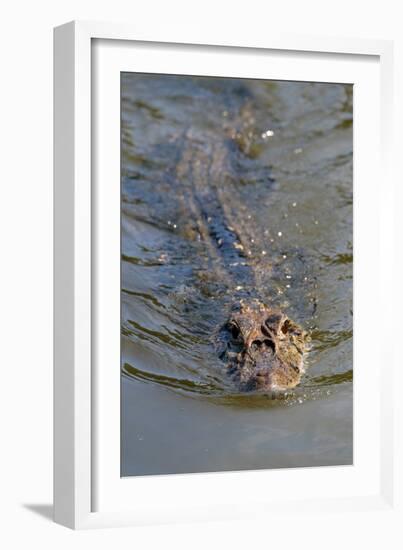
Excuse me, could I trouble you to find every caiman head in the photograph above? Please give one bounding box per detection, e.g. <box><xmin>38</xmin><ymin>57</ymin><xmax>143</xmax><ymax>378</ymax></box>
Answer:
<box><xmin>217</xmin><ymin>300</ymin><xmax>307</xmax><ymax>393</ymax></box>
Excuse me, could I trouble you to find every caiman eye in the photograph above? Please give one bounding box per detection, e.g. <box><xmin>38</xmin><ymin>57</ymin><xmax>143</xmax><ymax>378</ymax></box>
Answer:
<box><xmin>228</xmin><ymin>323</ymin><xmax>240</xmax><ymax>340</ymax></box>
<box><xmin>266</xmin><ymin>314</ymin><xmax>282</xmax><ymax>328</ymax></box>
<box><xmin>281</xmin><ymin>319</ymin><xmax>291</xmax><ymax>334</ymax></box>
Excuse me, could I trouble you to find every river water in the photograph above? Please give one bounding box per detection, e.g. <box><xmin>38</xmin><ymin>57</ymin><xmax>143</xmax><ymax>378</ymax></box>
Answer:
<box><xmin>121</xmin><ymin>73</ymin><xmax>353</xmax><ymax>476</ymax></box>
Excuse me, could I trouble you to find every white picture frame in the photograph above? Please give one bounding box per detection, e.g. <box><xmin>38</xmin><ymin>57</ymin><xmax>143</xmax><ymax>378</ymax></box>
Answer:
<box><xmin>54</xmin><ymin>20</ymin><xmax>397</xmax><ymax>530</ymax></box>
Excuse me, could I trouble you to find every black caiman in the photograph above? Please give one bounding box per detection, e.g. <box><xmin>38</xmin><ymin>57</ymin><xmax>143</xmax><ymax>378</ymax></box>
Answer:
<box><xmin>159</xmin><ymin>98</ymin><xmax>309</xmax><ymax>394</ymax></box>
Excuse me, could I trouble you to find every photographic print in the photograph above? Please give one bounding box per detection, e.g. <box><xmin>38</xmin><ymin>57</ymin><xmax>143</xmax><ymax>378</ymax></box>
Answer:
<box><xmin>121</xmin><ymin>73</ymin><xmax>353</xmax><ymax>477</ymax></box>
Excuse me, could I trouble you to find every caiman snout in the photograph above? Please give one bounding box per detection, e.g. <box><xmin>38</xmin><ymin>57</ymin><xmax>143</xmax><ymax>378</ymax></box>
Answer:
<box><xmin>217</xmin><ymin>299</ymin><xmax>307</xmax><ymax>393</ymax></box>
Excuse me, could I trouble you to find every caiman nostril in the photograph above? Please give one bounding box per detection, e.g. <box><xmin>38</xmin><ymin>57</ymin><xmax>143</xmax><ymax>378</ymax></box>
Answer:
<box><xmin>264</xmin><ymin>339</ymin><xmax>276</xmax><ymax>353</ymax></box>
<box><xmin>251</xmin><ymin>339</ymin><xmax>263</xmax><ymax>348</ymax></box>
<box><xmin>250</xmin><ymin>338</ymin><xmax>275</xmax><ymax>353</ymax></box>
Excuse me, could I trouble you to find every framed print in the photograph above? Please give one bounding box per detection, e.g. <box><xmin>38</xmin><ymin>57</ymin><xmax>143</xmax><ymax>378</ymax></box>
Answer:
<box><xmin>54</xmin><ymin>21</ymin><xmax>397</xmax><ymax>529</ymax></box>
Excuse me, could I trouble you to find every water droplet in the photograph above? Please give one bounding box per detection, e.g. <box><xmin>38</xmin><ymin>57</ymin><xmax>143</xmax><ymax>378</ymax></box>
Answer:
<box><xmin>261</xmin><ymin>129</ymin><xmax>274</xmax><ymax>139</ymax></box>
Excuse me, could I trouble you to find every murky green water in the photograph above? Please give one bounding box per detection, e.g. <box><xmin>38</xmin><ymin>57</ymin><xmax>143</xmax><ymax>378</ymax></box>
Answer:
<box><xmin>121</xmin><ymin>73</ymin><xmax>353</xmax><ymax>476</ymax></box>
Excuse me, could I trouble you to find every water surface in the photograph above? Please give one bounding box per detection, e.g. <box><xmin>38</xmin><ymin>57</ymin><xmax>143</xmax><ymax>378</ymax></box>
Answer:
<box><xmin>121</xmin><ymin>74</ymin><xmax>353</xmax><ymax>476</ymax></box>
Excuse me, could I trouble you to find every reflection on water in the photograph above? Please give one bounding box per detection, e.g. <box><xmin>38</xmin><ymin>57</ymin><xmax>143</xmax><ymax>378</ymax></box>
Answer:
<box><xmin>121</xmin><ymin>74</ymin><xmax>353</xmax><ymax>476</ymax></box>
